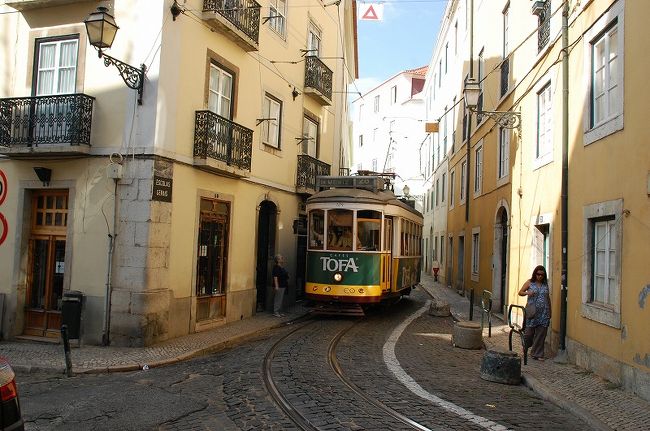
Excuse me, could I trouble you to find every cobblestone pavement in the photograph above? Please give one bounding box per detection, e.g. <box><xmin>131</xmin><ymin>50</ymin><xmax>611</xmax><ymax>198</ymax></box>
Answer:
<box><xmin>2</xmin><ymin>274</ymin><xmax>650</xmax><ymax>430</ymax></box>
<box><xmin>418</xmin><ymin>273</ymin><xmax>650</xmax><ymax>431</ymax></box>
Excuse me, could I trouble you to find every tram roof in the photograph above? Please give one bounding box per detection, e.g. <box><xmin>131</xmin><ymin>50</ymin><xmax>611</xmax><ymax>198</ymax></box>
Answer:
<box><xmin>307</xmin><ymin>188</ymin><xmax>422</xmax><ymax>218</ymax></box>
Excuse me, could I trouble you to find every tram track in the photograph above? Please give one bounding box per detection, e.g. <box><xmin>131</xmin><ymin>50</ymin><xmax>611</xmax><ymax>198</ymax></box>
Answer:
<box><xmin>263</xmin><ymin>316</ymin><xmax>434</xmax><ymax>431</ymax></box>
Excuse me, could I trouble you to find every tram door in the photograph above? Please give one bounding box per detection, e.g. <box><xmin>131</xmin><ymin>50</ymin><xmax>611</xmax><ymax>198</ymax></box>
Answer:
<box><xmin>381</xmin><ymin>218</ymin><xmax>393</xmax><ymax>291</ymax></box>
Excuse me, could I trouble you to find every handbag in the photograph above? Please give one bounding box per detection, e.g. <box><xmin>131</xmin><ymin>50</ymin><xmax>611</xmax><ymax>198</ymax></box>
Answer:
<box><xmin>525</xmin><ymin>302</ymin><xmax>537</xmax><ymax>318</ymax></box>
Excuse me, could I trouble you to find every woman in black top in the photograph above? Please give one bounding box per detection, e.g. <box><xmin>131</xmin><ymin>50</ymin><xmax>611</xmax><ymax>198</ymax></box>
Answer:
<box><xmin>272</xmin><ymin>254</ymin><xmax>289</xmax><ymax>317</ymax></box>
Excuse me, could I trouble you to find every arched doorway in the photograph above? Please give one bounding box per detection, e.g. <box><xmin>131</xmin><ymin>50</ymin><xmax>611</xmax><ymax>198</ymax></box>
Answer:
<box><xmin>256</xmin><ymin>201</ymin><xmax>277</xmax><ymax>312</ymax></box>
<box><xmin>493</xmin><ymin>206</ymin><xmax>509</xmax><ymax>314</ymax></box>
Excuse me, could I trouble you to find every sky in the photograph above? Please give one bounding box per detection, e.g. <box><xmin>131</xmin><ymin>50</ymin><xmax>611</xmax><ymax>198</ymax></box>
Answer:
<box><xmin>352</xmin><ymin>0</ymin><xmax>448</xmax><ymax>96</ymax></box>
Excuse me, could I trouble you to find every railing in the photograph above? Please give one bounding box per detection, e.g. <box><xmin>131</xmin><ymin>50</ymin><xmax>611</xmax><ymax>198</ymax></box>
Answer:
<box><xmin>203</xmin><ymin>0</ymin><xmax>261</xmax><ymax>44</ymax></box>
<box><xmin>304</xmin><ymin>56</ymin><xmax>333</xmax><ymax>101</ymax></box>
<box><xmin>537</xmin><ymin>0</ymin><xmax>551</xmax><ymax>51</ymax></box>
<box><xmin>297</xmin><ymin>154</ymin><xmax>330</xmax><ymax>191</ymax></box>
<box><xmin>0</xmin><ymin>94</ymin><xmax>94</xmax><ymax>147</ymax></box>
<box><xmin>194</xmin><ymin>110</ymin><xmax>253</xmax><ymax>171</ymax></box>
<box><xmin>500</xmin><ymin>58</ymin><xmax>510</xmax><ymax>97</ymax></box>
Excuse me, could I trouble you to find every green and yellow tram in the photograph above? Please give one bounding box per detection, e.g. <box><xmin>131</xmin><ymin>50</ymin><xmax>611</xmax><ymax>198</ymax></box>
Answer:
<box><xmin>305</xmin><ymin>175</ymin><xmax>423</xmax><ymax>314</ymax></box>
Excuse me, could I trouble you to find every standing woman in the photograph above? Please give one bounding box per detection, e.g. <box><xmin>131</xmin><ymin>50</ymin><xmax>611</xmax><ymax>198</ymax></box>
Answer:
<box><xmin>518</xmin><ymin>265</ymin><xmax>551</xmax><ymax>360</ymax></box>
<box><xmin>272</xmin><ymin>254</ymin><xmax>289</xmax><ymax>317</ymax></box>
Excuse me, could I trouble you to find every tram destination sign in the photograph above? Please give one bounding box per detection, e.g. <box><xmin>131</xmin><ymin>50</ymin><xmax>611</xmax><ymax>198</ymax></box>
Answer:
<box><xmin>152</xmin><ymin>175</ymin><xmax>173</xmax><ymax>202</ymax></box>
<box><xmin>317</xmin><ymin>176</ymin><xmax>381</xmax><ymax>191</ymax></box>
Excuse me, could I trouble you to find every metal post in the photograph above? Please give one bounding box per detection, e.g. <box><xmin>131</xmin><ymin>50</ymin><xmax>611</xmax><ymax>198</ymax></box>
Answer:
<box><xmin>61</xmin><ymin>325</ymin><xmax>73</xmax><ymax>377</ymax></box>
<box><xmin>468</xmin><ymin>288</ymin><xmax>474</xmax><ymax>320</ymax></box>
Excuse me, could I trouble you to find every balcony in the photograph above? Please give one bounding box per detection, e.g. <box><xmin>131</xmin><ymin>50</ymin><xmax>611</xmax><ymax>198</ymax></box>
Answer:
<box><xmin>194</xmin><ymin>110</ymin><xmax>252</xmax><ymax>177</ymax></box>
<box><xmin>202</xmin><ymin>0</ymin><xmax>260</xmax><ymax>52</ymax></box>
<box><xmin>304</xmin><ymin>56</ymin><xmax>333</xmax><ymax>106</ymax></box>
<box><xmin>0</xmin><ymin>94</ymin><xmax>94</xmax><ymax>158</ymax></box>
<box><xmin>296</xmin><ymin>154</ymin><xmax>330</xmax><ymax>195</ymax></box>
<box><xmin>2</xmin><ymin>0</ymin><xmax>78</xmax><ymax>10</ymax></box>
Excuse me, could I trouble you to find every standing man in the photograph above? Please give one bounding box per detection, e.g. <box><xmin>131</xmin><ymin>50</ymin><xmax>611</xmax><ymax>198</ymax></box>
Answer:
<box><xmin>272</xmin><ymin>254</ymin><xmax>289</xmax><ymax>317</ymax></box>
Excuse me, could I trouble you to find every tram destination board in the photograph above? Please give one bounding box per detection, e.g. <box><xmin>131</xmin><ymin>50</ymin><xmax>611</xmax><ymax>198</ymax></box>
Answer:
<box><xmin>316</xmin><ymin>176</ymin><xmax>381</xmax><ymax>191</ymax></box>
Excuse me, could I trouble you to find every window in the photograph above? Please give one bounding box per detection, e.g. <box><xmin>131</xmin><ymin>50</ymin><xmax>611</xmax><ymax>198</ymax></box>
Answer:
<box><xmin>373</xmin><ymin>128</ymin><xmax>378</xmax><ymax>144</ymax></box>
<box><xmin>308</xmin><ymin>209</ymin><xmax>325</xmax><ymax>250</ymax></box>
<box><xmin>359</xmin><ymin>135</ymin><xmax>363</xmax><ymax>147</ymax></box>
<box><xmin>35</xmin><ymin>36</ymin><xmax>79</xmax><ymax>96</ymax></box>
<box><xmin>262</xmin><ymin>94</ymin><xmax>282</xmax><ymax>148</ymax></box>
<box><xmin>454</xmin><ymin>21</ymin><xmax>458</xmax><ymax>54</ymax></box>
<box><xmin>474</xmin><ymin>145</ymin><xmax>483</xmax><ymax>195</ymax></box>
<box><xmin>442</xmin><ymin>108</ymin><xmax>448</xmax><ymax>154</ymax></box>
<box><xmin>374</xmin><ymin>95</ymin><xmax>380</xmax><ymax>112</ymax></box>
<box><xmin>501</xmin><ymin>3</ymin><xmax>510</xmax><ymax>96</ymax></box>
<box><xmin>536</xmin><ymin>83</ymin><xmax>552</xmax><ymax>163</ymax></box>
<box><xmin>372</xmin><ymin>158</ymin><xmax>377</xmax><ymax>172</ymax></box>
<box><xmin>449</xmin><ymin>171</ymin><xmax>455</xmax><ymax>207</ymax></box>
<box><xmin>503</xmin><ymin>3</ymin><xmax>509</xmax><ymax>58</ymax></box>
<box><xmin>498</xmin><ymin>127</ymin><xmax>510</xmax><ymax>181</ymax></box>
<box><xmin>209</xmin><ymin>63</ymin><xmax>233</xmax><ymax>119</ymax></box>
<box><xmin>357</xmin><ymin>210</ymin><xmax>381</xmax><ymax>251</ymax></box>
<box><xmin>460</xmin><ymin>160</ymin><xmax>467</xmax><ymax>202</ymax></box>
<box><xmin>307</xmin><ymin>22</ymin><xmax>322</xmax><ymax>56</ymax></box>
<box><xmin>435</xmin><ymin>179</ymin><xmax>440</xmax><ymax>206</ymax></box>
<box><xmin>327</xmin><ymin>209</ymin><xmax>353</xmax><ymax>251</ymax></box>
<box><xmin>302</xmin><ymin>115</ymin><xmax>318</xmax><ymax>157</ymax></box>
<box><xmin>582</xmin><ymin>199</ymin><xmax>622</xmax><ymax>328</ymax></box>
<box><xmin>451</xmin><ymin>97</ymin><xmax>456</xmax><ymax>153</ymax></box>
<box><xmin>471</xmin><ymin>228</ymin><xmax>480</xmax><ymax>278</ymax></box>
<box><xmin>477</xmin><ymin>49</ymin><xmax>485</xmax><ymax>122</ymax></box>
<box><xmin>441</xmin><ymin>173</ymin><xmax>446</xmax><ymax>203</ymax></box>
<box><xmin>438</xmin><ymin>60</ymin><xmax>442</xmax><ymax>86</ymax></box>
<box><xmin>269</xmin><ymin>0</ymin><xmax>287</xmax><ymax>37</ymax></box>
<box><xmin>584</xmin><ymin>0</ymin><xmax>624</xmax><ymax>146</ymax></box>
<box><xmin>390</xmin><ymin>85</ymin><xmax>397</xmax><ymax>104</ymax></box>
<box><xmin>445</xmin><ymin>43</ymin><xmax>448</xmax><ymax>73</ymax></box>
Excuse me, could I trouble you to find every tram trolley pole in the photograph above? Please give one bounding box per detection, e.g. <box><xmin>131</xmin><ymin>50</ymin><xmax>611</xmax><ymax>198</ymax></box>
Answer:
<box><xmin>481</xmin><ymin>290</ymin><xmax>493</xmax><ymax>337</ymax></box>
<box><xmin>507</xmin><ymin>304</ymin><xmax>529</xmax><ymax>365</ymax></box>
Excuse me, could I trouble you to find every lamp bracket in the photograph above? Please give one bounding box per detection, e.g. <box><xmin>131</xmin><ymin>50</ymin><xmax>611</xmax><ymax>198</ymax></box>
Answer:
<box><xmin>100</xmin><ymin>51</ymin><xmax>146</xmax><ymax>105</ymax></box>
<box><xmin>470</xmin><ymin>108</ymin><xmax>521</xmax><ymax>132</ymax></box>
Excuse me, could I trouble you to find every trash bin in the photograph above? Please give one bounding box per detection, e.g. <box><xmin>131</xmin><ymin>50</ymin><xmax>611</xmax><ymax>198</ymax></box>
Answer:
<box><xmin>61</xmin><ymin>290</ymin><xmax>83</xmax><ymax>339</ymax></box>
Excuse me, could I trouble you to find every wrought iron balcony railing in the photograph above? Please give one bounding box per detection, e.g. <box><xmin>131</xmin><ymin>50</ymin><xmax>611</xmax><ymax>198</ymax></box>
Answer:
<box><xmin>0</xmin><ymin>94</ymin><xmax>94</xmax><ymax>149</ymax></box>
<box><xmin>500</xmin><ymin>58</ymin><xmax>510</xmax><ymax>97</ymax></box>
<box><xmin>194</xmin><ymin>110</ymin><xmax>252</xmax><ymax>172</ymax></box>
<box><xmin>297</xmin><ymin>154</ymin><xmax>330</xmax><ymax>192</ymax></box>
<box><xmin>537</xmin><ymin>0</ymin><xmax>551</xmax><ymax>52</ymax></box>
<box><xmin>203</xmin><ymin>0</ymin><xmax>261</xmax><ymax>49</ymax></box>
<box><xmin>304</xmin><ymin>56</ymin><xmax>333</xmax><ymax>104</ymax></box>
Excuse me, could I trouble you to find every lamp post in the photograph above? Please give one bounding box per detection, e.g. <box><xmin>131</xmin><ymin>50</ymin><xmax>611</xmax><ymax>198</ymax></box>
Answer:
<box><xmin>84</xmin><ymin>7</ymin><xmax>146</xmax><ymax>105</ymax></box>
<box><xmin>463</xmin><ymin>78</ymin><xmax>521</xmax><ymax>133</ymax></box>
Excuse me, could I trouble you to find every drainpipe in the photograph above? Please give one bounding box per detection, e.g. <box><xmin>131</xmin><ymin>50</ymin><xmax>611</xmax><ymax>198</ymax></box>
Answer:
<box><xmin>465</xmin><ymin>0</ymin><xmax>474</xmax><ymax>224</ymax></box>
<box><xmin>102</xmin><ymin>178</ymin><xmax>119</xmax><ymax>346</ymax></box>
<box><xmin>559</xmin><ymin>1</ymin><xmax>569</xmax><ymax>351</ymax></box>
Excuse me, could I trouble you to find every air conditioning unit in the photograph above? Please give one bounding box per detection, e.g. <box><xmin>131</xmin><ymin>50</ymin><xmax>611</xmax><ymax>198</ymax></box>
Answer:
<box><xmin>531</xmin><ymin>0</ymin><xmax>546</xmax><ymax>16</ymax></box>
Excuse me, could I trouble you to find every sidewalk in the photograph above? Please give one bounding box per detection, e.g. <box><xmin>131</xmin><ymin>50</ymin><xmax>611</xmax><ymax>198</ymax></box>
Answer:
<box><xmin>2</xmin><ymin>278</ymin><xmax>649</xmax><ymax>431</ymax></box>
<box><xmin>418</xmin><ymin>272</ymin><xmax>650</xmax><ymax>431</ymax></box>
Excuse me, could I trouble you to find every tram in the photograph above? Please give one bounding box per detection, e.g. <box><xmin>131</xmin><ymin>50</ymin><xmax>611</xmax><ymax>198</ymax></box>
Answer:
<box><xmin>305</xmin><ymin>174</ymin><xmax>423</xmax><ymax>314</ymax></box>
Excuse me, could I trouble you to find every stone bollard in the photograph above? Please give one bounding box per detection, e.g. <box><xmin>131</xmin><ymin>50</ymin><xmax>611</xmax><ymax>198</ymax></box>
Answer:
<box><xmin>452</xmin><ymin>321</ymin><xmax>482</xmax><ymax>349</ymax></box>
<box><xmin>428</xmin><ymin>300</ymin><xmax>451</xmax><ymax>317</ymax></box>
<box><xmin>480</xmin><ymin>348</ymin><xmax>521</xmax><ymax>385</ymax></box>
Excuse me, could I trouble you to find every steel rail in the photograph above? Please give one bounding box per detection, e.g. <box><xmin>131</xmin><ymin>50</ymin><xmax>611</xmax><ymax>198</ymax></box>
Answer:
<box><xmin>327</xmin><ymin>321</ymin><xmax>434</xmax><ymax>431</ymax></box>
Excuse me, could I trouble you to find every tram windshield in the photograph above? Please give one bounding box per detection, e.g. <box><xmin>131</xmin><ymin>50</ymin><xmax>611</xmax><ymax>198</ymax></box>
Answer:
<box><xmin>327</xmin><ymin>209</ymin><xmax>354</xmax><ymax>251</ymax></box>
<box><xmin>357</xmin><ymin>210</ymin><xmax>381</xmax><ymax>251</ymax></box>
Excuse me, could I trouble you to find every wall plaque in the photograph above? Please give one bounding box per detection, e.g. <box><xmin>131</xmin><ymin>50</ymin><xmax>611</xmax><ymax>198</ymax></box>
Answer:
<box><xmin>152</xmin><ymin>175</ymin><xmax>173</xmax><ymax>202</ymax></box>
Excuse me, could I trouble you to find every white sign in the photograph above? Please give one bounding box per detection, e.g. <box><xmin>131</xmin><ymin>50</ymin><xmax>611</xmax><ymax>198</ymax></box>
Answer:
<box><xmin>358</xmin><ymin>3</ymin><xmax>384</xmax><ymax>21</ymax></box>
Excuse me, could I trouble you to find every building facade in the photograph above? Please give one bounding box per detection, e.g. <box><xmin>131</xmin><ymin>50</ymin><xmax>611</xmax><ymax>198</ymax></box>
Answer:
<box><xmin>424</xmin><ymin>0</ymin><xmax>649</xmax><ymax>401</ymax></box>
<box><xmin>0</xmin><ymin>0</ymin><xmax>358</xmax><ymax>346</ymax></box>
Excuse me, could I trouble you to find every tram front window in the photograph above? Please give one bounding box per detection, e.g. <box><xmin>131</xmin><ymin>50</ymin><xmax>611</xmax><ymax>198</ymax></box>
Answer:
<box><xmin>357</xmin><ymin>210</ymin><xmax>381</xmax><ymax>251</ymax></box>
<box><xmin>327</xmin><ymin>209</ymin><xmax>353</xmax><ymax>251</ymax></box>
<box><xmin>309</xmin><ymin>209</ymin><xmax>324</xmax><ymax>250</ymax></box>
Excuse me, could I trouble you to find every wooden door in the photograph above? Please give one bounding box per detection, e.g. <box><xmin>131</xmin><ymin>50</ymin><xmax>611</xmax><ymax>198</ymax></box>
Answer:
<box><xmin>24</xmin><ymin>190</ymin><xmax>68</xmax><ymax>337</ymax></box>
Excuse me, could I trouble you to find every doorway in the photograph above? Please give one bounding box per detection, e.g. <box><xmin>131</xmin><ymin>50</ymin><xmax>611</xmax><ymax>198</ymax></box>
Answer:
<box><xmin>255</xmin><ymin>201</ymin><xmax>277</xmax><ymax>311</ymax></box>
<box><xmin>24</xmin><ymin>190</ymin><xmax>68</xmax><ymax>338</ymax></box>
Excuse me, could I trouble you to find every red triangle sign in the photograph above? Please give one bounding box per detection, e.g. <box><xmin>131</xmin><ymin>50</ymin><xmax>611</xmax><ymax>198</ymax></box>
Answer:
<box><xmin>362</xmin><ymin>5</ymin><xmax>379</xmax><ymax>20</ymax></box>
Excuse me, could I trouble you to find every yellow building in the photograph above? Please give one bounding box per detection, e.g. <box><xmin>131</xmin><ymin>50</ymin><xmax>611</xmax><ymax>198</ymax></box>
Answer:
<box><xmin>0</xmin><ymin>0</ymin><xmax>357</xmax><ymax>346</ymax></box>
<box><xmin>429</xmin><ymin>0</ymin><xmax>649</xmax><ymax>401</ymax></box>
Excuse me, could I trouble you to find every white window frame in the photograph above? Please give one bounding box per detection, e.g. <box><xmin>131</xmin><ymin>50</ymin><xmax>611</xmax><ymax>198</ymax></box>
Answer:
<box><xmin>372</xmin><ymin>158</ymin><xmax>377</xmax><ymax>172</ymax></box>
<box><xmin>581</xmin><ymin>198</ymin><xmax>622</xmax><ymax>328</ymax></box>
<box><xmin>583</xmin><ymin>0</ymin><xmax>624</xmax><ymax>146</ymax></box>
<box><xmin>535</xmin><ymin>80</ymin><xmax>553</xmax><ymax>168</ymax></box>
<box><xmin>390</xmin><ymin>85</ymin><xmax>397</xmax><ymax>104</ymax></box>
<box><xmin>262</xmin><ymin>93</ymin><xmax>282</xmax><ymax>148</ymax></box>
<box><xmin>269</xmin><ymin>0</ymin><xmax>287</xmax><ymax>38</ymax></box>
<box><xmin>460</xmin><ymin>159</ymin><xmax>467</xmax><ymax>204</ymax></box>
<box><xmin>358</xmin><ymin>134</ymin><xmax>363</xmax><ymax>147</ymax></box>
<box><xmin>497</xmin><ymin>127</ymin><xmax>510</xmax><ymax>187</ymax></box>
<box><xmin>307</xmin><ymin>22</ymin><xmax>322</xmax><ymax>56</ymax></box>
<box><xmin>449</xmin><ymin>170</ymin><xmax>455</xmax><ymax>209</ymax></box>
<box><xmin>35</xmin><ymin>37</ymin><xmax>79</xmax><ymax>96</ymax></box>
<box><xmin>208</xmin><ymin>63</ymin><xmax>233</xmax><ymax>119</ymax></box>
<box><xmin>471</xmin><ymin>226</ymin><xmax>480</xmax><ymax>281</ymax></box>
<box><xmin>473</xmin><ymin>142</ymin><xmax>483</xmax><ymax>196</ymax></box>
<box><xmin>441</xmin><ymin>172</ymin><xmax>446</xmax><ymax>203</ymax></box>
<box><xmin>373</xmin><ymin>95</ymin><xmax>380</xmax><ymax>113</ymax></box>
<box><xmin>302</xmin><ymin>115</ymin><xmax>318</xmax><ymax>157</ymax></box>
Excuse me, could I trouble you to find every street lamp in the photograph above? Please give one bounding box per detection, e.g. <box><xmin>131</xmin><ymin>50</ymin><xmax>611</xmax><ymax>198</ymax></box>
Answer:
<box><xmin>464</xmin><ymin>78</ymin><xmax>521</xmax><ymax>132</ymax></box>
<box><xmin>402</xmin><ymin>184</ymin><xmax>410</xmax><ymax>198</ymax></box>
<box><xmin>84</xmin><ymin>7</ymin><xmax>146</xmax><ymax>105</ymax></box>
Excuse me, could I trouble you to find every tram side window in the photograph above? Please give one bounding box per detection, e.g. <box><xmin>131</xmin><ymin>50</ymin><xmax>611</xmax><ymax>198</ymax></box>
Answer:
<box><xmin>357</xmin><ymin>210</ymin><xmax>381</xmax><ymax>251</ymax></box>
<box><xmin>384</xmin><ymin>218</ymin><xmax>392</xmax><ymax>251</ymax></box>
<box><xmin>309</xmin><ymin>209</ymin><xmax>325</xmax><ymax>250</ymax></box>
<box><xmin>327</xmin><ymin>209</ymin><xmax>353</xmax><ymax>251</ymax></box>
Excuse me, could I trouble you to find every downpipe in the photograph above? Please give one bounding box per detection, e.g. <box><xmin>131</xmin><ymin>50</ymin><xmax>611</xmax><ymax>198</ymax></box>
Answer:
<box><xmin>102</xmin><ymin>179</ymin><xmax>118</xmax><ymax>346</ymax></box>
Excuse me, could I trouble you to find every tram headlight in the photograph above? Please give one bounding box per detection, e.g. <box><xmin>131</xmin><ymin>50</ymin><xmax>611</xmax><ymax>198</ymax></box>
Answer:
<box><xmin>333</xmin><ymin>272</ymin><xmax>343</xmax><ymax>282</ymax></box>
